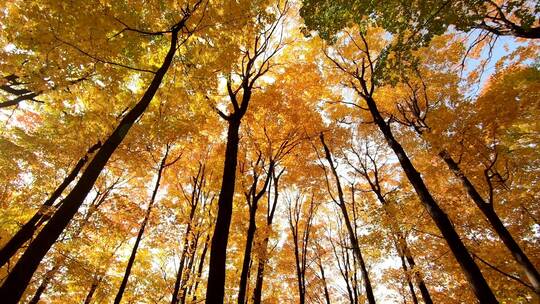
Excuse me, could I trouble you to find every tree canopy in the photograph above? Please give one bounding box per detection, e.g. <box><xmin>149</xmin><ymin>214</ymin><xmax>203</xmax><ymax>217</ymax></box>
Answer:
<box><xmin>0</xmin><ymin>0</ymin><xmax>539</xmax><ymax>303</ymax></box>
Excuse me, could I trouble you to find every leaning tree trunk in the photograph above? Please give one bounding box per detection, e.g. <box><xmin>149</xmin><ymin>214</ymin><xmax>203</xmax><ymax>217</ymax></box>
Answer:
<box><xmin>362</xmin><ymin>94</ymin><xmax>498</xmax><ymax>303</ymax></box>
<box><xmin>206</xmin><ymin>118</ymin><xmax>242</xmax><ymax>304</ymax></box>
<box><xmin>238</xmin><ymin>206</ymin><xmax>258</xmax><ymax>304</ymax></box>
<box><xmin>191</xmin><ymin>233</ymin><xmax>210</xmax><ymax>303</ymax></box>
<box><xmin>0</xmin><ymin>142</ymin><xmax>101</xmax><ymax>267</ymax></box>
<box><xmin>320</xmin><ymin>134</ymin><xmax>376</xmax><ymax>304</ymax></box>
<box><xmin>399</xmin><ymin>248</ymin><xmax>419</xmax><ymax>304</ymax></box>
<box><xmin>172</xmin><ymin>207</ymin><xmax>197</xmax><ymax>304</ymax></box>
<box><xmin>27</xmin><ymin>263</ymin><xmax>61</xmax><ymax>304</ymax></box>
<box><xmin>439</xmin><ymin>150</ymin><xmax>540</xmax><ymax>295</ymax></box>
<box><xmin>0</xmin><ymin>28</ymin><xmax>181</xmax><ymax>303</ymax></box>
<box><xmin>83</xmin><ymin>276</ymin><xmax>102</xmax><ymax>304</ymax></box>
<box><xmin>369</xmin><ymin>180</ymin><xmax>433</xmax><ymax>304</ymax></box>
<box><xmin>114</xmin><ymin>152</ymin><xmax>167</xmax><ymax>304</ymax></box>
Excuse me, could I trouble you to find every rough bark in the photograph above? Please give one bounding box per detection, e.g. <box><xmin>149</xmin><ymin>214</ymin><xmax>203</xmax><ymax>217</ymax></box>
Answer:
<box><xmin>0</xmin><ymin>27</ymin><xmax>182</xmax><ymax>303</ymax></box>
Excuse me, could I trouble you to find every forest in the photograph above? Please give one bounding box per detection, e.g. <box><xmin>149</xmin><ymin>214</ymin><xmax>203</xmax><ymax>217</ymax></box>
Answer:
<box><xmin>0</xmin><ymin>0</ymin><xmax>539</xmax><ymax>303</ymax></box>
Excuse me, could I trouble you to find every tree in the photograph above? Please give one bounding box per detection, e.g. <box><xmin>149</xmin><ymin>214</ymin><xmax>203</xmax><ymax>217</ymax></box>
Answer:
<box><xmin>312</xmin><ymin>26</ymin><xmax>499</xmax><ymax>302</ymax></box>
<box><xmin>205</xmin><ymin>2</ymin><xmax>288</xmax><ymax>302</ymax></box>
<box><xmin>0</xmin><ymin>3</ymin><xmax>201</xmax><ymax>301</ymax></box>
<box><xmin>320</xmin><ymin>133</ymin><xmax>377</xmax><ymax>304</ymax></box>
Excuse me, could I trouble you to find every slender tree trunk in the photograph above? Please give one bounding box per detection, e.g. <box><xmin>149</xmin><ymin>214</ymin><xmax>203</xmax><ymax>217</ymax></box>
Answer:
<box><xmin>180</xmin><ymin>229</ymin><xmax>200</xmax><ymax>304</ymax></box>
<box><xmin>84</xmin><ymin>276</ymin><xmax>101</xmax><ymax>304</ymax></box>
<box><xmin>238</xmin><ymin>208</ymin><xmax>257</xmax><ymax>304</ymax></box>
<box><xmin>114</xmin><ymin>152</ymin><xmax>167</xmax><ymax>304</ymax></box>
<box><xmin>252</xmin><ymin>237</ymin><xmax>267</xmax><ymax>304</ymax></box>
<box><xmin>362</xmin><ymin>94</ymin><xmax>498</xmax><ymax>302</ymax></box>
<box><xmin>320</xmin><ymin>134</ymin><xmax>376</xmax><ymax>304</ymax></box>
<box><xmin>253</xmin><ymin>170</ymin><xmax>281</xmax><ymax>304</ymax></box>
<box><xmin>439</xmin><ymin>150</ymin><xmax>540</xmax><ymax>295</ymax></box>
<box><xmin>27</xmin><ymin>263</ymin><xmax>61</xmax><ymax>304</ymax></box>
<box><xmin>191</xmin><ymin>233</ymin><xmax>210</xmax><ymax>303</ymax></box>
<box><xmin>340</xmin><ymin>203</ymin><xmax>376</xmax><ymax>304</ymax></box>
<box><xmin>0</xmin><ymin>142</ymin><xmax>101</xmax><ymax>267</ymax></box>
<box><xmin>370</xmin><ymin>182</ymin><xmax>433</xmax><ymax>304</ymax></box>
<box><xmin>399</xmin><ymin>252</ymin><xmax>419</xmax><ymax>304</ymax></box>
<box><xmin>206</xmin><ymin>118</ymin><xmax>242</xmax><ymax>304</ymax></box>
<box><xmin>0</xmin><ymin>28</ymin><xmax>181</xmax><ymax>303</ymax></box>
<box><xmin>293</xmin><ymin>233</ymin><xmax>306</xmax><ymax>304</ymax></box>
<box><xmin>318</xmin><ymin>260</ymin><xmax>331</xmax><ymax>304</ymax></box>
<box><xmin>172</xmin><ymin>201</ymin><xmax>199</xmax><ymax>304</ymax></box>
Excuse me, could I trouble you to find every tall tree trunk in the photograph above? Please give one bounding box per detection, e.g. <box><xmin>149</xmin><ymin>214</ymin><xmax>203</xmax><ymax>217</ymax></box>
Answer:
<box><xmin>84</xmin><ymin>276</ymin><xmax>102</xmax><ymax>304</ymax></box>
<box><xmin>238</xmin><ymin>161</ymin><xmax>272</xmax><ymax>304</ymax></box>
<box><xmin>24</xmin><ymin>185</ymin><xmax>110</xmax><ymax>304</ymax></box>
<box><xmin>318</xmin><ymin>259</ymin><xmax>331</xmax><ymax>304</ymax></box>
<box><xmin>399</xmin><ymin>251</ymin><xmax>419</xmax><ymax>304</ymax></box>
<box><xmin>252</xmin><ymin>254</ymin><xmax>266</xmax><ymax>304</ymax></box>
<box><xmin>439</xmin><ymin>150</ymin><xmax>540</xmax><ymax>295</ymax></box>
<box><xmin>172</xmin><ymin>197</ymin><xmax>200</xmax><ymax>304</ymax></box>
<box><xmin>0</xmin><ymin>27</ymin><xmax>181</xmax><ymax>303</ymax></box>
<box><xmin>27</xmin><ymin>263</ymin><xmax>61</xmax><ymax>304</ymax></box>
<box><xmin>362</xmin><ymin>94</ymin><xmax>498</xmax><ymax>303</ymax></box>
<box><xmin>364</xmin><ymin>170</ymin><xmax>433</xmax><ymax>304</ymax></box>
<box><xmin>320</xmin><ymin>134</ymin><xmax>376</xmax><ymax>304</ymax></box>
<box><xmin>252</xmin><ymin>169</ymin><xmax>281</xmax><ymax>304</ymax></box>
<box><xmin>206</xmin><ymin>118</ymin><xmax>242</xmax><ymax>304</ymax></box>
<box><xmin>0</xmin><ymin>142</ymin><xmax>101</xmax><ymax>267</ymax></box>
<box><xmin>252</xmin><ymin>237</ymin><xmax>267</xmax><ymax>304</ymax></box>
<box><xmin>238</xmin><ymin>208</ymin><xmax>257</xmax><ymax>304</ymax></box>
<box><xmin>191</xmin><ymin>233</ymin><xmax>210</xmax><ymax>304</ymax></box>
<box><xmin>293</xmin><ymin>233</ymin><xmax>306</xmax><ymax>304</ymax></box>
<box><xmin>180</xmin><ymin>231</ymin><xmax>200</xmax><ymax>304</ymax></box>
<box><xmin>114</xmin><ymin>151</ymin><xmax>167</xmax><ymax>304</ymax></box>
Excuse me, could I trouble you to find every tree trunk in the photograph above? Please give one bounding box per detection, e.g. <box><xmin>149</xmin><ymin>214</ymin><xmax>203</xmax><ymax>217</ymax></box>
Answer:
<box><xmin>252</xmin><ymin>237</ymin><xmax>267</xmax><ymax>304</ymax></box>
<box><xmin>363</xmin><ymin>94</ymin><xmax>498</xmax><ymax>303</ymax></box>
<box><xmin>439</xmin><ymin>150</ymin><xmax>540</xmax><ymax>295</ymax></box>
<box><xmin>27</xmin><ymin>263</ymin><xmax>61</xmax><ymax>304</ymax></box>
<box><xmin>320</xmin><ymin>134</ymin><xmax>376</xmax><ymax>304</ymax></box>
<box><xmin>206</xmin><ymin>118</ymin><xmax>242</xmax><ymax>304</ymax></box>
<box><xmin>114</xmin><ymin>152</ymin><xmax>167</xmax><ymax>304</ymax></box>
<box><xmin>0</xmin><ymin>142</ymin><xmax>100</xmax><ymax>267</ymax></box>
<box><xmin>369</xmin><ymin>179</ymin><xmax>433</xmax><ymax>304</ymax></box>
<box><xmin>252</xmin><ymin>170</ymin><xmax>281</xmax><ymax>304</ymax></box>
<box><xmin>180</xmin><ymin>231</ymin><xmax>199</xmax><ymax>304</ymax></box>
<box><xmin>238</xmin><ymin>208</ymin><xmax>257</xmax><ymax>304</ymax></box>
<box><xmin>191</xmin><ymin>233</ymin><xmax>210</xmax><ymax>304</ymax></box>
<box><xmin>84</xmin><ymin>276</ymin><xmax>101</xmax><ymax>304</ymax></box>
<box><xmin>399</xmin><ymin>252</ymin><xmax>419</xmax><ymax>304</ymax></box>
<box><xmin>293</xmin><ymin>234</ymin><xmax>306</xmax><ymax>304</ymax></box>
<box><xmin>172</xmin><ymin>197</ymin><xmax>200</xmax><ymax>304</ymax></box>
<box><xmin>0</xmin><ymin>28</ymin><xmax>181</xmax><ymax>303</ymax></box>
<box><xmin>318</xmin><ymin>260</ymin><xmax>331</xmax><ymax>304</ymax></box>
